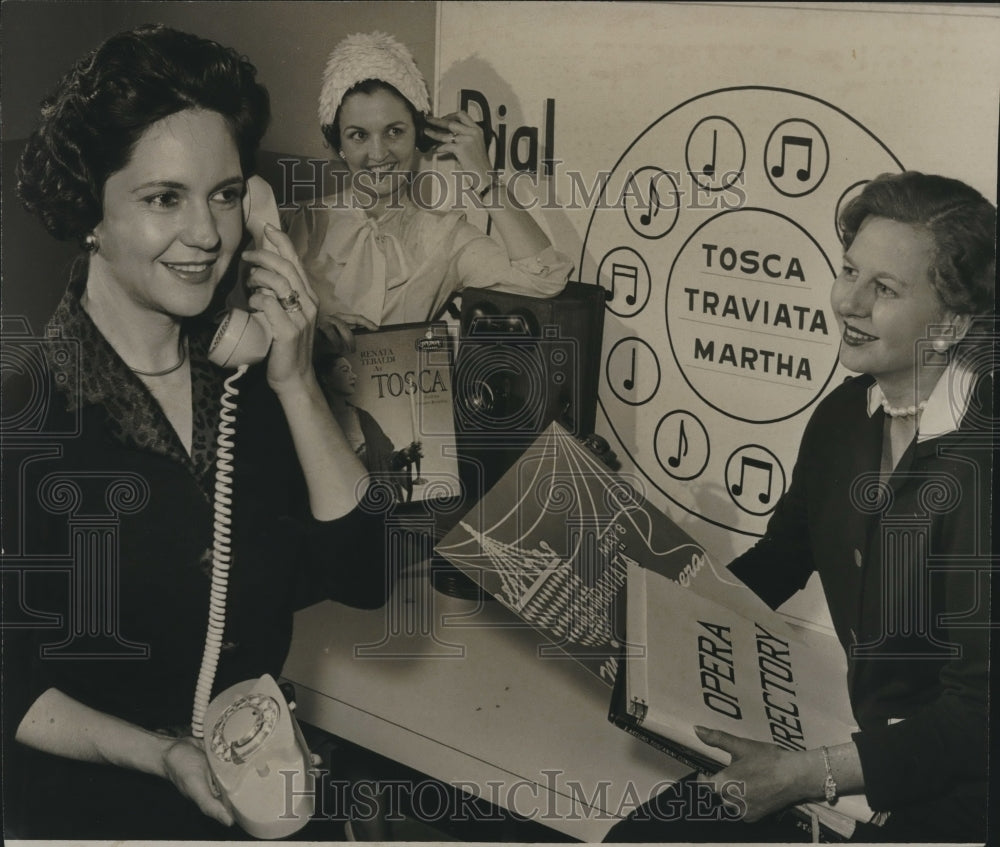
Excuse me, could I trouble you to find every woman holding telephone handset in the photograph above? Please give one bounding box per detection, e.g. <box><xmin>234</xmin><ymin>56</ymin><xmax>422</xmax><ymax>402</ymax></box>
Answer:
<box><xmin>6</xmin><ymin>26</ymin><xmax>388</xmax><ymax>839</ymax></box>
<box><xmin>287</xmin><ymin>31</ymin><xmax>572</xmax><ymax>340</ymax></box>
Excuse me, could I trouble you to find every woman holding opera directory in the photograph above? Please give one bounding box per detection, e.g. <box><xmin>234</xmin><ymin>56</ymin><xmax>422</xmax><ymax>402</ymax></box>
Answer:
<box><xmin>5</xmin><ymin>25</ymin><xmax>388</xmax><ymax>839</ymax></box>
<box><xmin>609</xmin><ymin>171</ymin><xmax>994</xmax><ymax>843</ymax></box>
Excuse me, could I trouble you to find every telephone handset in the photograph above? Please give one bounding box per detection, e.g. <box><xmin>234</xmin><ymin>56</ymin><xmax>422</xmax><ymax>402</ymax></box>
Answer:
<box><xmin>208</xmin><ymin>175</ymin><xmax>281</xmax><ymax>368</ymax></box>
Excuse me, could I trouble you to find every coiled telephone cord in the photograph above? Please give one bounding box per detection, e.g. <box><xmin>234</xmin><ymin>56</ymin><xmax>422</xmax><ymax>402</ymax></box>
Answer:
<box><xmin>191</xmin><ymin>365</ymin><xmax>248</xmax><ymax>739</ymax></box>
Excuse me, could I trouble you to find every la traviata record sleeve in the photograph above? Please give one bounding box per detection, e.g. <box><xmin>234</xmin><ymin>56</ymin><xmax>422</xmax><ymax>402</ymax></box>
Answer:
<box><xmin>435</xmin><ymin>421</ymin><xmax>712</xmax><ymax>686</ymax></box>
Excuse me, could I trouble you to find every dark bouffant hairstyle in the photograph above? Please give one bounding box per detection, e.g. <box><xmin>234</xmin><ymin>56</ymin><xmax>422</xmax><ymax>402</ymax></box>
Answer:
<box><xmin>16</xmin><ymin>24</ymin><xmax>270</xmax><ymax>246</ymax></box>
<box><xmin>320</xmin><ymin>78</ymin><xmax>434</xmax><ymax>156</ymax></box>
<box><xmin>839</xmin><ymin>171</ymin><xmax>996</xmax><ymax>318</ymax></box>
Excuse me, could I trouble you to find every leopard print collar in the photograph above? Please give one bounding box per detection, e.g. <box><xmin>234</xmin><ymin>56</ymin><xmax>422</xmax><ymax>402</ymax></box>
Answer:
<box><xmin>45</xmin><ymin>262</ymin><xmax>224</xmax><ymax>501</ymax></box>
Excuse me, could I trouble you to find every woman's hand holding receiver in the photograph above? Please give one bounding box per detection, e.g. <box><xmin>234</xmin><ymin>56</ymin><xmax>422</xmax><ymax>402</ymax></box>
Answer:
<box><xmin>244</xmin><ymin>222</ymin><xmax>369</xmax><ymax>519</ymax></box>
<box><xmin>243</xmin><ymin>223</ymin><xmax>320</xmax><ymax>397</ymax></box>
<box><xmin>425</xmin><ymin>110</ymin><xmax>549</xmax><ymax>259</ymax></box>
<box><xmin>425</xmin><ymin>110</ymin><xmax>494</xmax><ymax>192</ymax></box>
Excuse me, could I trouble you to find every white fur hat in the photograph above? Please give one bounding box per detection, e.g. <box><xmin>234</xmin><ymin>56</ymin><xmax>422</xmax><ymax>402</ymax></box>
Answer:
<box><xmin>318</xmin><ymin>31</ymin><xmax>431</xmax><ymax>127</ymax></box>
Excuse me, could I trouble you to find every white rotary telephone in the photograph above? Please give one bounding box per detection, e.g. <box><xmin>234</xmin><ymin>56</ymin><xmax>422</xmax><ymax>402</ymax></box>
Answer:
<box><xmin>200</xmin><ymin>674</ymin><xmax>316</xmax><ymax>839</ymax></box>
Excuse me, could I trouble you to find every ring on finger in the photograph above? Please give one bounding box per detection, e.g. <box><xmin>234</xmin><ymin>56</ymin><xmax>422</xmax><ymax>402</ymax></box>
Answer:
<box><xmin>278</xmin><ymin>291</ymin><xmax>303</xmax><ymax>312</ymax></box>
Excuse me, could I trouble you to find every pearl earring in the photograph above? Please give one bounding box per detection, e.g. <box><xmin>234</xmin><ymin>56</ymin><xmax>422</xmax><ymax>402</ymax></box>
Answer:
<box><xmin>932</xmin><ymin>336</ymin><xmax>950</xmax><ymax>352</ymax></box>
<box><xmin>83</xmin><ymin>232</ymin><xmax>100</xmax><ymax>253</ymax></box>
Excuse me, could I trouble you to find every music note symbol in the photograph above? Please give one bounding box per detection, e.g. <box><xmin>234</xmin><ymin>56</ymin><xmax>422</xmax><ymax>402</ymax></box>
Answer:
<box><xmin>623</xmin><ymin>348</ymin><xmax>637</xmax><ymax>391</ymax></box>
<box><xmin>703</xmin><ymin>129</ymin><xmax>718</xmax><ymax>178</ymax></box>
<box><xmin>730</xmin><ymin>456</ymin><xmax>773</xmax><ymax>504</ymax></box>
<box><xmin>639</xmin><ymin>178</ymin><xmax>660</xmax><ymax>226</ymax></box>
<box><xmin>770</xmin><ymin>135</ymin><xmax>813</xmax><ymax>182</ymax></box>
<box><xmin>667</xmin><ymin>420</ymin><xmax>688</xmax><ymax>469</ymax></box>
<box><xmin>611</xmin><ymin>263</ymin><xmax>638</xmax><ymax>306</ymax></box>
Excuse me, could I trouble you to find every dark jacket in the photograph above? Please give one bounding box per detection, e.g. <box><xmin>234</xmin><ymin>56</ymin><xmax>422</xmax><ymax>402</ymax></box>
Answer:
<box><xmin>729</xmin><ymin>370</ymin><xmax>992</xmax><ymax>842</ymax></box>
<box><xmin>2</xmin><ymin>269</ymin><xmax>391</xmax><ymax>838</ymax></box>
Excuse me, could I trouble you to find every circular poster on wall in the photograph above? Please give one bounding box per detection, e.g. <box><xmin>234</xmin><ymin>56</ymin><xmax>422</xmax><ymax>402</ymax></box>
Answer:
<box><xmin>582</xmin><ymin>86</ymin><xmax>902</xmax><ymax>536</ymax></box>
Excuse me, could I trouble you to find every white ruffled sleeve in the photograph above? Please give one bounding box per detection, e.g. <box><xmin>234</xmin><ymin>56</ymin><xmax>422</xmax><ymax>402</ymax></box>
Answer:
<box><xmin>450</xmin><ymin>221</ymin><xmax>572</xmax><ymax>299</ymax></box>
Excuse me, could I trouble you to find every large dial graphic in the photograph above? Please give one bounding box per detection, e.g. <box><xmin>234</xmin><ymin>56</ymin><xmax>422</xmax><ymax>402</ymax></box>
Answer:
<box><xmin>582</xmin><ymin>87</ymin><xmax>902</xmax><ymax>536</ymax></box>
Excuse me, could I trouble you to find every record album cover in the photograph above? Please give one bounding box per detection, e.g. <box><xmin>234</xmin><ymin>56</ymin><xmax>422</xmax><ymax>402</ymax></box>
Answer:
<box><xmin>322</xmin><ymin>322</ymin><xmax>460</xmax><ymax>504</ymax></box>
<box><xmin>435</xmin><ymin>421</ymin><xmax>711</xmax><ymax>686</ymax></box>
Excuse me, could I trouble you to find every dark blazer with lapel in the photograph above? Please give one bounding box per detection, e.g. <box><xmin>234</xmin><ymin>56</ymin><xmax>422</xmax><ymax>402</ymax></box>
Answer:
<box><xmin>730</xmin><ymin>370</ymin><xmax>991</xmax><ymax>840</ymax></box>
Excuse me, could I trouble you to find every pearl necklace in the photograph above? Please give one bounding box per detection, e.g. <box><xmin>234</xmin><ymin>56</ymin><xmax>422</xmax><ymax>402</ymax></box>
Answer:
<box><xmin>879</xmin><ymin>397</ymin><xmax>928</xmax><ymax>418</ymax></box>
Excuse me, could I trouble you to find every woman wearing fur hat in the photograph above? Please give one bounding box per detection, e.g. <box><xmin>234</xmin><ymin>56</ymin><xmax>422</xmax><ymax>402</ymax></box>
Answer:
<box><xmin>287</xmin><ymin>31</ymin><xmax>571</xmax><ymax>336</ymax></box>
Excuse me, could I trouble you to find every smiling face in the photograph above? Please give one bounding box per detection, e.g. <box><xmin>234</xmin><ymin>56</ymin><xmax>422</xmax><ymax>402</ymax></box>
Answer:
<box><xmin>89</xmin><ymin>108</ymin><xmax>244</xmax><ymax>318</ymax></box>
<box><xmin>831</xmin><ymin>216</ymin><xmax>953</xmax><ymax>400</ymax></box>
<box><xmin>337</xmin><ymin>86</ymin><xmax>419</xmax><ymax>206</ymax></box>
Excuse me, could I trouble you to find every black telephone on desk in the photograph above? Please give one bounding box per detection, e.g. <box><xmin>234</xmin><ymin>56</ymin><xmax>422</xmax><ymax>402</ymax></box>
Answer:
<box><xmin>208</xmin><ymin>175</ymin><xmax>280</xmax><ymax>368</ymax></box>
<box><xmin>194</xmin><ymin>175</ymin><xmax>315</xmax><ymax>838</ymax></box>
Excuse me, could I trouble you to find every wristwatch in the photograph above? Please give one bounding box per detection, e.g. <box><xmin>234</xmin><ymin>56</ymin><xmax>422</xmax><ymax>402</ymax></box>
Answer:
<box><xmin>821</xmin><ymin>746</ymin><xmax>838</xmax><ymax>804</ymax></box>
